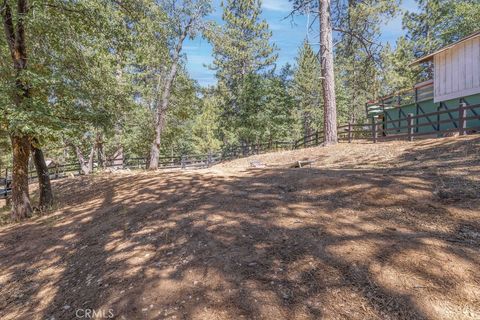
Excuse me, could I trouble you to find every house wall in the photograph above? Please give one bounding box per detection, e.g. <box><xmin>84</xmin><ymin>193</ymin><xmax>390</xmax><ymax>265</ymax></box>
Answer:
<box><xmin>434</xmin><ymin>35</ymin><xmax>480</xmax><ymax>102</ymax></box>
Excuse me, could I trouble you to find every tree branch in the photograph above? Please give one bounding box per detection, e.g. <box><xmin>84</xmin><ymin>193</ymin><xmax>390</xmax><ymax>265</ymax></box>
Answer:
<box><xmin>1</xmin><ymin>0</ymin><xmax>17</xmax><ymax>62</ymax></box>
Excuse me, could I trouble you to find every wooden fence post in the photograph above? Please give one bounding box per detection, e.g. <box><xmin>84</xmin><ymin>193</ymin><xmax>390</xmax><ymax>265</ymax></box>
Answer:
<box><xmin>459</xmin><ymin>102</ymin><xmax>467</xmax><ymax>136</ymax></box>
<box><xmin>348</xmin><ymin>122</ymin><xmax>352</xmax><ymax>143</ymax></box>
<box><xmin>407</xmin><ymin>113</ymin><xmax>414</xmax><ymax>142</ymax></box>
<box><xmin>315</xmin><ymin>131</ymin><xmax>319</xmax><ymax>145</ymax></box>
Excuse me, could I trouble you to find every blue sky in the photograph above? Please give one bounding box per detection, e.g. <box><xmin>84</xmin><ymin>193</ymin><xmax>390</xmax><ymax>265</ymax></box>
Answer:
<box><xmin>184</xmin><ymin>0</ymin><xmax>417</xmax><ymax>87</ymax></box>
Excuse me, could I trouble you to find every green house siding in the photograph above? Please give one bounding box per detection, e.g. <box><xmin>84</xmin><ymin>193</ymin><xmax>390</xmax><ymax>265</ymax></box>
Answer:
<box><xmin>374</xmin><ymin>93</ymin><xmax>480</xmax><ymax>135</ymax></box>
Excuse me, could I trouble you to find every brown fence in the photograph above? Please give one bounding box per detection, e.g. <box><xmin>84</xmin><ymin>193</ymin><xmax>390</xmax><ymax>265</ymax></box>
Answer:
<box><xmin>372</xmin><ymin>103</ymin><xmax>480</xmax><ymax>142</ymax></box>
<box><xmin>1</xmin><ymin>141</ymin><xmax>295</xmax><ymax>197</ymax></box>
<box><xmin>366</xmin><ymin>80</ymin><xmax>434</xmax><ymax>116</ymax></box>
<box><xmin>296</xmin><ymin>102</ymin><xmax>480</xmax><ymax>149</ymax></box>
<box><xmin>2</xmin><ymin>103</ymin><xmax>479</xmax><ymax>198</ymax></box>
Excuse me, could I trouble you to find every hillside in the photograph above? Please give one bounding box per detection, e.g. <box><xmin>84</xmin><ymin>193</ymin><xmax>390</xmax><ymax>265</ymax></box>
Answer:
<box><xmin>0</xmin><ymin>136</ymin><xmax>479</xmax><ymax>320</ymax></box>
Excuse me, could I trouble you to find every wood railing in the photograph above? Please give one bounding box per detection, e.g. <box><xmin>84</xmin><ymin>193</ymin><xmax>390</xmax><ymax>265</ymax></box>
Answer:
<box><xmin>2</xmin><ymin>102</ymin><xmax>479</xmax><ymax>198</ymax></box>
<box><xmin>0</xmin><ymin>141</ymin><xmax>295</xmax><ymax>197</ymax></box>
<box><xmin>366</xmin><ymin>80</ymin><xmax>434</xmax><ymax>116</ymax></box>
<box><xmin>372</xmin><ymin>103</ymin><xmax>480</xmax><ymax>142</ymax></box>
<box><xmin>294</xmin><ymin>102</ymin><xmax>479</xmax><ymax>148</ymax></box>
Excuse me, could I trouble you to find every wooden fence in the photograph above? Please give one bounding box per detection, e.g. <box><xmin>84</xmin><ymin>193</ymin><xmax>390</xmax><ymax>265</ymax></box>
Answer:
<box><xmin>366</xmin><ymin>80</ymin><xmax>434</xmax><ymax>116</ymax></box>
<box><xmin>2</xmin><ymin>102</ymin><xmax>479</xmax><ymax>198</ymax></box>
<box><xmin>295</xmin><ymin>102</ymin><xmax>480</xmax><ymax>148</ymax></box>
<box><xmin>372</xmin><ymin>102</ymin><xmax>480</xmax><ymax>142</ymax></box>
<box><xmin>0</xmin><ymin>141</ymin><xmax>295</xmax><ymax>197</ymax></box>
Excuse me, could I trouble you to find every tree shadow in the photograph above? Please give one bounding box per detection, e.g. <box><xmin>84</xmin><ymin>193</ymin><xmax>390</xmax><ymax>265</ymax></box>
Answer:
<box><xmin>0</xmin><ymin>137</ymin><xmax>479</xmax><ymax>319</ymax></box>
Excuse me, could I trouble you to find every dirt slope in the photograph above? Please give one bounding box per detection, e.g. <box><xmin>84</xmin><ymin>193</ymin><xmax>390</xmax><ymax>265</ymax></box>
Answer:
<box><xmin>0</xmin><ymin>136</ymin><xmax>479</xmax><ymax>320</ymax></box>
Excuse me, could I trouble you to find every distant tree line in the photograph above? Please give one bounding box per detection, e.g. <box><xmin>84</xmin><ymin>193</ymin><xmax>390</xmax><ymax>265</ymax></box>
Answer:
<box><xmin>1</xmin><ymin>0</ymin><xmax>478</xmax><ymax>220</ymax></box>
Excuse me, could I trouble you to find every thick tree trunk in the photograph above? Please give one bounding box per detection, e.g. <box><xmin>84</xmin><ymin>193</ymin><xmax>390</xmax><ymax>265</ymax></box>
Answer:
<box><xmin>31</xmin><ymin>144</ymin><xmax>53</xmax><ymax>209</ymax></box>
<box><xmin>320</xmin><ymin>0</ymin><xmax>338</xmax><ymax>145</ymax></box>
<box><xmin>3</xmin><ymin>0</ymin><xmax>32</xmax><ymax>220</ymax></box>
<box><xmin>10</xmin><ymin>135</ymin><xmax>32</xmax><ymax>220</ymax></box>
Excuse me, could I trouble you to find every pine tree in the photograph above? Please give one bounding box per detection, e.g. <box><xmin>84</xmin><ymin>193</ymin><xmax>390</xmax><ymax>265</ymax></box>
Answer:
<box><xmin>291</xmin><ymin>41</ymin><xmax>323</xmax><ymax>139</ymax></box>
<box><xmin>208</xmin><ymin>0</ymin><xmax>277</xmax><ymax>145</ymax></box>
<box><xmin>262</xmin><ymin>65</ymin><xmax>295</xmax><ymax>144</ymax></box>
<box><xmin>319</xmin><ymin>0</ymin><xmax>338</xmax><ymax>145</ymax></box>
<box><xmin>192</xmin><ymin>91</ymin><xmax>223</xmax><ymax>154</ymax></box>
<box><xmin>403</xmin><ymin>0</ymin><xmax>480</xmax><ymax>57</ymax></box>
<box><xmin>334</xmin><ymin>0</ymin><xmax>400</xmax><ymax>122</ymax></box>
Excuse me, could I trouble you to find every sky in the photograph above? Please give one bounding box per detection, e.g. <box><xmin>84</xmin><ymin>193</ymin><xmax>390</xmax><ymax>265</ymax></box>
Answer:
<box><xmin>184</xmin><ymin>0</ymin><xmax>417</xmax><ymax>87</ymax></box>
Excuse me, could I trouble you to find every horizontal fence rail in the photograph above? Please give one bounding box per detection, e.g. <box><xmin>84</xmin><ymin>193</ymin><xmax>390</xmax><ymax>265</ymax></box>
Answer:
<box><xmin>2</xmin><ymin>102</ymin><xmax>479</xmax><ymax>199</ymax></box>
<box><xmin>0</xmin><ymin>142</ymin><xmax>295</xmax><ymax>198</ymax></box>
<box><xmin>372</xmin><ymin>102</ymin><xmax>480</xmax><ymax>142</ymax></box>
<box><xmin>366</xmin><ymin>80</ymin><xmax>434</xmax><ymax>116</ymax></box>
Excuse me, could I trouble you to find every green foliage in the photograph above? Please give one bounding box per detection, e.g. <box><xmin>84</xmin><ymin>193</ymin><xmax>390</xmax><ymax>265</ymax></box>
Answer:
<box><xmin>403</xmin><ymin>0</ymin><xmax>480</xmax><ymax>57</ymax></box>
<box><xmin>333</xmin><ymin>0</ymin><xmax>401</xmax><ymax>123</ymax></box>
<box><xmin>2</xmin><ymin>0</ymin><xmax>479</xmax><ymax>170</ymax></box>
<box><xmin>0</xmin><ymin>0</ymin><xmax>137</xmax><ymax>157</ymax></box>
<box><xmin>207</xmin><ymin>0</ymin><xmax>278</xmax><ymax>145</ymax></box>
<box><xmin>379</xmin><ymin>39</ymin><xmax>418</xmax><ymax>93</ymax></box>
<box><xmin>291</xmin><ymin>42</ymin><xmax>323</xmax><ymax>138</ymax></box>
<box><xmin>192</xmin><ymin>92</ymin><xmax>223</xmax><ymax>154</ymax></box>
<box><xmin>208</xmin><ymin>0</ymin><xmax>277</xmax><ymax>87</ymax></box>
<box><xmin>159</xmin><ymin>72</ymin><xmax>201</xmax><ymax>155</ymax></box>
<box><xmin>262</xmin><ymin>67</ymin><xmax>296</xmax><ymax>143</ymax></box>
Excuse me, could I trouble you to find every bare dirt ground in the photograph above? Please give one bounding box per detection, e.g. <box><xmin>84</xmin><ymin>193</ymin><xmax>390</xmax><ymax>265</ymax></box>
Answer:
<box><xmin>0</xmin><ymin>136</ymin><xmax>479</xmax><ymax>320</ymax></box>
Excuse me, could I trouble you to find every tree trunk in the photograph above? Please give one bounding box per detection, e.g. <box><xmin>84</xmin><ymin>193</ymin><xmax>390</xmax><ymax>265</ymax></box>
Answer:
<box><xmin>303</xmin><ymin>111</ymin><xmax>312</xmax><ymax>139</ymax></box>
<box><xmin>31</xmin><ymin>144</ymin><xmax>53</xmax><ymax>209</ymax></box>
<box><xmin>95</xmin><ymin>132</ymin><xmax>106</xmax><ymax>169</ymax></box>
<box><xmin>73</xmin><ymin>145</ymin><xmax>96</xmax><ymax>175</ymax></box>
<box><xmin>148</xmin><ymin>61</ymin><xmax>179</xmax><ymax>170</ymax></box>
<box><xmin>149</xmin><ymin>110</ymin><xmax>166</xmax><ymax>170</ymax></box>
<box><xmin>149</xmin><ymin>20</ymin><xmax>191</xmax><ymax>170</ymax></box>
<box><xmin>3</xmin><ymin>0</ymin><xmax>32</xmax><ymax>220</ymax></box>
<box><xmin>319</xmin><ymin>0</ymin><xmax>338</xmax><ymax>145</ymax></box>
<box><xmin>10</xmin><ymin>135</ymin><xmax>32</xmax><ymax>220</ymax></box>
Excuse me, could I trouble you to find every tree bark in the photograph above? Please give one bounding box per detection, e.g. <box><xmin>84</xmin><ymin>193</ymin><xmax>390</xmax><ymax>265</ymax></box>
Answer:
<box><xmin>149</xmin><ymin>110</ymin><xmax>166</xmax><ymax>170</ymax></box>
<box><xmin>319</xmin><ymin>0</ymin><xmax>338</xmax><ymax>145</ymax></box>
<box><xmin>149</xmin><ymin>19</ymin><xmax>192</xmax><ymax>170</ymax></box>
<box><xmin>95</xmin><ymin>132</ymin><xmax>106</xmax><ymax>169</ymax></box>
<box><xmin>10</xmin><ymin>135</ymin><xmax>32</xmax><ymax>220</ymax></box>
<box><xmin>73</xmin><ymin>144</ymin><xmax>96</xmax><ymax>175</ymax></box>
<box><xmin>2</xmin><ymin>0</ymin><xmax>33</xmax><ymax>220</ymax></box>
<box><xmin>31</xmin><ymin>143</ymin><xmax>53</xmax><ymax>209</ymax></box>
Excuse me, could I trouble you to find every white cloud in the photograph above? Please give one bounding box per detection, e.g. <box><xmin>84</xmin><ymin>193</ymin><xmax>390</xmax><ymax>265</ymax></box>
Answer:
<box><xmin>262</xmin><ymin>0</ymin><xmax>291</xmax><ymax>12</ymax></box>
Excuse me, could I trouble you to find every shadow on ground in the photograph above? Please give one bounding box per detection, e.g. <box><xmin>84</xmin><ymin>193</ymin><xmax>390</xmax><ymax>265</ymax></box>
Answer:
<box><xmin>0</xmin><ymin>137</ymin><xmax>479</xmax><ymax>319</ymax></box>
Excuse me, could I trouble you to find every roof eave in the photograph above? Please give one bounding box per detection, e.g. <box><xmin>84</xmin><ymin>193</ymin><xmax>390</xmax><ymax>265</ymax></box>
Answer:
<box><xmin>409</xmin><ymin>30</ymin><xmax>480</xmax><ymax>66</ymax></box>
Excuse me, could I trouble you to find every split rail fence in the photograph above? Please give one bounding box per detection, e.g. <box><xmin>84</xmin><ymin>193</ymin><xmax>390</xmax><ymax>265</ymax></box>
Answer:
<box><xmin>2</xmin><ymin>103</ymin><xmax>479</xmax><ymax>198</ymax></box>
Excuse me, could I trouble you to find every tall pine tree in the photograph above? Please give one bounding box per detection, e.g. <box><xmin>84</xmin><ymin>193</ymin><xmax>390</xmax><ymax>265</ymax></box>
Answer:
<box><xmin>207</xmin><ymin>0</ymin><xmax>277</xmax><ymax>146</ymax></box>
<box><xmin>291</xmin><ymin>41</ymin><xmax>323</xmax><ymax>139</ymax></box>
<box><xmin>404</xmin><ymin>0</ymin><xmax>480</xmax><ymax>57</ymax></box>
